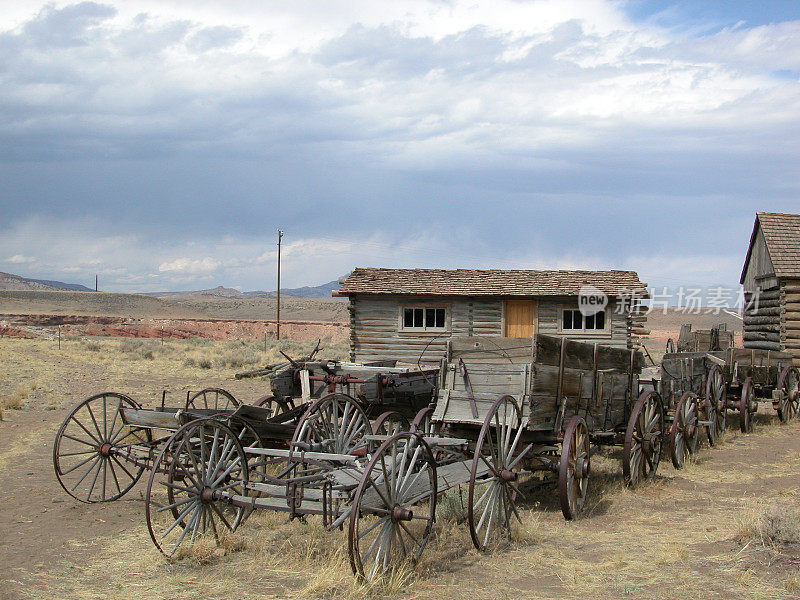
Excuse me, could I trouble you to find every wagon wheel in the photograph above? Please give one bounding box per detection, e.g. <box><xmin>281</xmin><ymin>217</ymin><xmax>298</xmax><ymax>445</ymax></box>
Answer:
<box><xmin>665</xmin><ymin>338</ymin><xmax>676</xmax><ymax>354</ymax></box>
<box><xmin>371</xmin><ymin>411</ymin><xmax>410</xmax><ymax>436</ymax></box>
<box><xmin>252</xmin><ymin>394</ymin><xmax>294</xmax><ymax>418</ymax></box>
<box><xmin>701</xmin><ymin>394</ymin><xmax>720</xmax><ymax>447</ymax></box>
<box><xmin>468</xmin><ymin>395</ymin><xmax>528</xmax><ymax>552</ymax></box>
<box><xmin>738</xmin><ymin>378</ymin><xmax>756</xmax><ymax>434</ymax></box>
<box><xmin>348</xmin><ymin>432</ymin><xmax>437</xmax><ymax>582</ymax></box>
<box><xmin>558</xmin><ymin>415</ymin><xmax>590</xmax><ymax>520</ymax></box>
<box><xmin>705</xmin><ymin>364</ymin><xmax>727</xmax><ymax>439</ymax></box>
<box><xmin>145</xmin><ymin>418</ymin><xmax>249</xmax><ymax>558</ymax></box>
<box><xmin>292</xmin><ymin>393</ymin><xmax>371</xmax><ymax>455</ymax></box>
<box><xmin>623</xmin><ymin>391</ymin><xmax>664</xmax><ymax>486</ymax></box>
<box><xmin>227</xmin><ymin>417</ymin><xmax>267</xmax><ymax>488</ymax></box>
<box><xmin>53</xmin><ymin>392</ymin><xmax>151</xmax><ymax>503</ymax></box>
<box><xmin>669</xmin><ymin>392</ymin><xmax>699</xmax><ymax>469</ymax></box>
<box><xmin>410</xmin><ymin>406</ymin><xmax>437</xmax><ymax>435</ymax></box>
<box><xmin>777</xmin><ymin>366</ymin><xmax>800</xmax><ymax>422</ymax></box>
<box><xmin>185</xmin><ymin>388</ymin><xmax>239</xmax><ymax>412</ymax></box>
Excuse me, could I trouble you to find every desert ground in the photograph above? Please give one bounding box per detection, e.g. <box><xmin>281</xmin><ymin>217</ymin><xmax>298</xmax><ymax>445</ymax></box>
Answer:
<box><xmin>2</xmin><ymin>293</ymin><xmax>798</xmax><ymax>600</ymax></box>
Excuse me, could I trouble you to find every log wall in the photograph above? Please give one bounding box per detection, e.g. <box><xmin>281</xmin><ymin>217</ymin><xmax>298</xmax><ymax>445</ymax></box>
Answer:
<box><xmin>780</xmin><ymin>278</ymin><xmax>800</xmax><ymax>367</ymax></box>
<box><xmin>348</xmin><ymin>295</ymin><xmax>632</xmax><ymax>363</ymax></box>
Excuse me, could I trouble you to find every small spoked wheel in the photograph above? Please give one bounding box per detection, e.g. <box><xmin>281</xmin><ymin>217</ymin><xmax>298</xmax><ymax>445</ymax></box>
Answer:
<box><xmin>739</xmin><ymin>378</ymin><xmax>756</xmax><ymax>434</ymax></box>
<box><xmin>348</xmin><ymin>431</ymin><xmax>437</xmax><ymax>582</ymax></box>
<box><xmin>292</xmin><ymin>393</ymin><xmax>370</xmax><ymax>455</ymax></box>
<box><xmin>468</xmin><ymin>395</ymin><xmax>528</xmax><ymax>552</ymax></box>
<box><xmin>558</xmin><ymin>415</ymin><xmax>590</xmax><ymax>520</ymax></box>
<box><xmin>670</xmin><ymin>392</ymin><xmax>699</xmax><ymax>469</ymax></box>
<box><xmin>777</xmin><ymin>366</ymin><xmax>800</xmax><ymax>422</ymax></box>
<box><xmin>623</xmin><ymin>391</ymin><xmax>665</xmax><ymax>486</ymax></box>
<box><xmin>185</xmin><ymin>388</ymin><xmax>239</xmax><ymax>412</ymax></box>
<box><xmin>145</xmin><ymin>418</ymin><xmax>249</xmax><ymax>558</ymax></box>
<box><xmin>371</xmin><ymin>411</ymin><xmax>410</xmax><ymax>437</ymax></box>
<box><xmin>705</xmin><ymin>365</ymin><xmax>727</xmax><ymax>441</ymax></box>
<box><xmin>53</xmin><ymin>392</ymin><xmax>151</xmax><ymax>503</ymax></box>
<box><xmin>252</xmin><ymin>394</ymin><xmax>294</xmax><ymax>418</ymax></box>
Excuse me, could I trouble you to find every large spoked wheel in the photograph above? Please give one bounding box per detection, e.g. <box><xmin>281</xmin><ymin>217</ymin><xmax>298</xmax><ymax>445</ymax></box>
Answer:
<box><xmin>145</xmin><ymin>419</ymin><xmax>249</xmax><ymax>558</ymax></box>
<box><xmin>53</xmin><ymin>392</ymin><xmax>151</xmax><ymax>503</ymax></box>
<box><xmin>558</xmin><ymin>415</ymin><xmax>590</xmax><ymax>520</ymax></box>
<box><xmin>468</xmin><ymin>395</ymin><xmax>528</xmax><ymax>552</ymax></box>
<box><xmin>701</xmin><ymin>395</ymin><xmax>720</xmax><ymax>447</ymax></box>
<box><xmin>777</xmin><ymin>366</ymin><xmax>800</xmax><ymax>422</ymax></box>
<box><xmin>292</xmin><ymin>393</ymin><xmax>371</xmax><ymax>455</ymax></box>
<box><xmin>348</xmin><ymin>432</ymin><xmax>437</xmax><ymax>582</ymax></box>
<box><xmin>371</xmin><ymin>411</ymin><xmax>410</xmax><ymax>436</ymax></box>
<box><xmin>185</xmin><ymin>388</ymin><xmax>239</xmax><ymax>412</ymax></box>
<box><xmin>670</xmin><ymin>392</ymin><xmax>699</xmax><ymax>469</ymax></box>
<box><xmin>739</xmin><ymin>378</ymin><xmax>756</xmax><ymax>434</ymax></box>
<box><xmin>623</xmin><ymin>391</ymin><xmax>665</xmax><ymax>486</ymax></box>
<box><xmin>705</xmin><ymin>365</ymin><xmax>727</xmax><ymax>440</ymax></box>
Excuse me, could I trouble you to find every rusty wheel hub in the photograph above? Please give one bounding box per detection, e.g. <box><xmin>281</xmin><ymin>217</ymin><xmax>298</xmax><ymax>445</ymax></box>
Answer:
<box><xmin>99</xmin><ymin>442</ymin><xmax>112</xmax><ymax>457</ymax></box>
<box><xmin>500</xmin><ymin>469</ymin><xmax>518</xmax><ymax>482</ymax></box>
<box><xmin>391</xmin><ymin>505</ymin><xmax>413</xmax><ymax>522</ymax></box>
<box><xmin>201</xmin><ymin>487</ymin><xmax>214</xmax><ymax>503</ymax></box>
<box><xmin>576</xmin><ymin>456</ymin><xmax>589</xmax><ymax>478</ymax></box>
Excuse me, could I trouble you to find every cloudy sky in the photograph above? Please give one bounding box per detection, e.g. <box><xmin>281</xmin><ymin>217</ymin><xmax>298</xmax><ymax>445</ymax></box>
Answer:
<box><xmin>1</xmin><ymin>0</ymin><xmax>799</xmax><ymax>293</ymax></box>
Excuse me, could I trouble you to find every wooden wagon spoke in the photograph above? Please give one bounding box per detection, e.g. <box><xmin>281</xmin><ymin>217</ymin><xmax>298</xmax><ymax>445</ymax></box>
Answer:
<box><xmin>211</xmin><ymin>456</ymin><xmax>242</xmax><ymax>488</ymax></box>
<box><xmin>70</xmin><ymin>458</ymin><xmax>101</xmax><ymax>491</ymax></box>
<box><xmin>70</xmin><ymin>415</ymin><xmax>102</xmax><ymax>445</ymax></box>
<box><xmin>209</xmin><ymin>501</ymin><xmax>234</xmax><ymax>531</ymax></box>
<box><xmin>110</xmin><ymin>454</ymin><xmax>138</xmax><ymax>483</ymax></box>
<box><xmin>84</xmin><ymin>402</ymin><xmax>105</xmax><ymax>443</ymax></box>
<box><xmin>107</xmin><ymin>458</ymin><xmax>123</xmax><ymax>495</ymax></box>
<box><xmin>205</xmin><ymin>427</ymin><xmax>222</xmax><ymax>481</ymax></box>
<box><xmin>86</xmin><ymin>458</ymin><xmax>104</xmax><ymax>502</ymax></box>
<box><xmin>59</xmin><ymin>453</ymin><xmax>97</xmax><ymax>476</ymax></box>
<box><xmin>157</xmin><ymin>494</ymin><xmax>196</xmax><ymax>513</ymax></box>
<box><xmin>60</xmin><ymin>433</ymin><xmax>97</xmax><ymax>447</ymax></box>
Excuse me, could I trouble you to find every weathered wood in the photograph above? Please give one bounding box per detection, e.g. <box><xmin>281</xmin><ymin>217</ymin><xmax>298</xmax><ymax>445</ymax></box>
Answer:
<box><xmin>743</xmin><ymin>315</ymin><xmax>781</xmax><ymax>325</ymax></box>
<box><xmin>742</xmin><ymin>340</ymin><xmax>783</xmax><ymax>351</ymax></box>
<box><xmin>743</xmin><ymin>331</ymin><xmax>781</xmax><ymax>342</ymax></box>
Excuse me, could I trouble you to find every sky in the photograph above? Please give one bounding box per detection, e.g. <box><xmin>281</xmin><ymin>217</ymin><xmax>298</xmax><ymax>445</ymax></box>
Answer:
<box><xmin>1</xmin><ymin>0</ymin><xmax>799</xmax><ymax>294</ymax></box>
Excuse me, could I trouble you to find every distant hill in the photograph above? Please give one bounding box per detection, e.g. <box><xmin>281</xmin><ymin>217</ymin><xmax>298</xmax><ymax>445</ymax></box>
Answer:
<box><xmin>0</xmin><ymin>271</ymin><xmax>94</xmax><ymax>292</ymax></box>
<box><xmin>246</xmin><ymin>279</ymin><xmax>341</xmax><ymax>299</ymax></box>
<box><xmin>149</xmin><ymin>286</ymin><xmax>244</xmax><ymax>299</ymax></box>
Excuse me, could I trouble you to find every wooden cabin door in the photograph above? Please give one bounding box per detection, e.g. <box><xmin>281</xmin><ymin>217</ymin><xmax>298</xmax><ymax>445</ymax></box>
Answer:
<box><xmin>504</xmin><ymin>300</ymin><xmax>536</xmax><ymax>337</ymax></box>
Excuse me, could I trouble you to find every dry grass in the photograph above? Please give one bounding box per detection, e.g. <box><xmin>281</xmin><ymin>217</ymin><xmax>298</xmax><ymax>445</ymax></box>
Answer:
<box><xmin>1</xmin><ymin>381</ymin><xmax>37</xmax><ymax>410</ymax></box>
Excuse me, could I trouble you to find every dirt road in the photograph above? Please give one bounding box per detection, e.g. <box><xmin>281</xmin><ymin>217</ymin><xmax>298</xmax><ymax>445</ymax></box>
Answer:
<box><xmin>1</xmin><ymin>339</ymin><xmax>799</xmax><ymax>600</ymax></box>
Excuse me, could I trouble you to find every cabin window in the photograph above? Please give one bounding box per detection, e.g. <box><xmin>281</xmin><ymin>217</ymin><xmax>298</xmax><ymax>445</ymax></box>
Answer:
<box><xmin>560</xmin><ymin>308</ymin><xmax>607</xmax><ymax>332</ymax></box>
<box><xmin>401</xmin><ymin>306</ymin><xmax>446</xmax><ymax>331</ymax></box>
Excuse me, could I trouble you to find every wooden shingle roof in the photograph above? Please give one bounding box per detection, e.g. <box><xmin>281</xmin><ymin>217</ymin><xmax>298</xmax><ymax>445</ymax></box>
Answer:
<box><xmin>334</xmin><ymin>268</ymin><xmax>648</xmax><ymax>298</ymax></box>
<box><xmin>740</xmin><ymin>212</ymin><xmax>800</xmax><ymax>283</ymax></box>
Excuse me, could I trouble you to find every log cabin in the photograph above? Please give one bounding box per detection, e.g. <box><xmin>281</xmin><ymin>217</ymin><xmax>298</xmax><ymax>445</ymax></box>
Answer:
<box><xmin>740</xmin><ymin>212</ymin><xmax>800</xmax><ymax>366</ymax></box>
<box><xmin>333</xmin><ymin>268</ymin><xmax>649</xmax><ymax>363</ymax></box>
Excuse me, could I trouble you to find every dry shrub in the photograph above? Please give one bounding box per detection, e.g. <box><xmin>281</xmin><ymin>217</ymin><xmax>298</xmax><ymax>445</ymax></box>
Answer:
<box><xmin>1</xmin><ymin>382</ymin><xmax>36</xmax><ymax>410</ymax></box>
<box><xmin>737</xmin><ymin>505</ymin><xmax>800</xmax><ymax>546</ymax></box>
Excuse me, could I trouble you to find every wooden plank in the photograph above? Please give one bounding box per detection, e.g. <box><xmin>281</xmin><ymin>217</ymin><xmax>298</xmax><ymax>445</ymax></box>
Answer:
<box><xmin>120</xmin><ymin>408</ymin><xmax>181</xmax><ymax>429</ymax></box>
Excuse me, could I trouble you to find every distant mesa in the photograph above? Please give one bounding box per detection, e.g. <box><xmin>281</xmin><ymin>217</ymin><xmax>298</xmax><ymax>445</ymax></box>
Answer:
<box><xmin>0</xmin><ymin>271</ymin><xmax>94</xmax><ymax>292</ymax></box>
<box><xmin>246</xmin><ymin>279</ymin><xmax>342</xmax><ymax>299</ymax></box>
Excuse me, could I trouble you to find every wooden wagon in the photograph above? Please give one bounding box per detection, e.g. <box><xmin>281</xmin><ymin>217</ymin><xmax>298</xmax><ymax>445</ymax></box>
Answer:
<box><xmin>424</xmin><ymin>334</ymin><xmax>656</xmax><ymax>532</ymax></box>
<box><xmin>260</xmin><ymin>359</ymin><xmax>438</xmax><ymax>433</ymax></box>
<box><xmin>658</xmin><ymin>347</ymin><xmax>800</xmax><ymax>466</ymax></box>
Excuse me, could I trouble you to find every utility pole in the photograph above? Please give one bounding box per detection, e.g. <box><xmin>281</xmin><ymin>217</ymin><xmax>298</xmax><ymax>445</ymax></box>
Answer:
<box><xmin>276</xmin><ymin>229</ymin><xmax>283</xmax><ymax>340</ymax></box>
<box><xmin>95</xmin><ymin>274</ymin><xmax>98</xmax><ymax>292</ymax></box>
